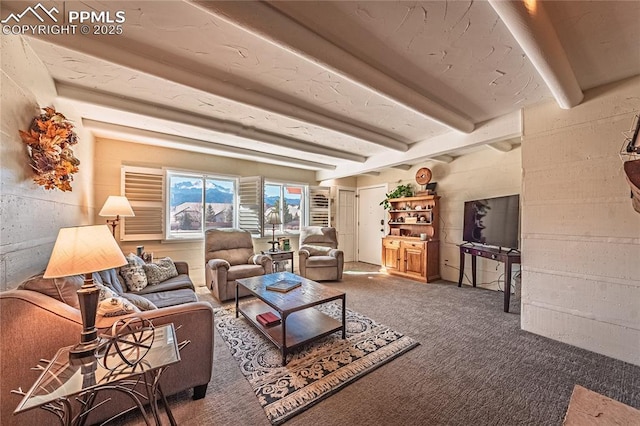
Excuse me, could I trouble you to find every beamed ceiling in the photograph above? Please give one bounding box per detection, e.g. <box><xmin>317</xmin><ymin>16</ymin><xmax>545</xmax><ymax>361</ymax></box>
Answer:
<box><xmin>3</xmin><ymin>0</ymin><xmax>640</xmax><ymax>180</ymax></box>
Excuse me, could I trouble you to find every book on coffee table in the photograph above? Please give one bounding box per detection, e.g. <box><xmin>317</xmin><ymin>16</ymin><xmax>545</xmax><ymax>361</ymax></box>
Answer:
<box><xmin>266</xmin><ymin>279</ymin><xmax>302</xmax><ymax>293</ymax></box>
<box><xmin>256</xmin><ymin>311</ymin><xmax>281</xmax><ymax>327</ymax></box>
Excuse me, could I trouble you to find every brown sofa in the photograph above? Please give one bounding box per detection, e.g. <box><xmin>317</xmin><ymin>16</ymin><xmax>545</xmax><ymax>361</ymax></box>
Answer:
<box><xmin>0</xmin><ymin>264</ymin><xmax>213</xmax><ymax>425</ymax></box>
<box><xmin>205</xmin><ymin>228</ymin><xmax>273</xmax><ymax>302</ymax></box>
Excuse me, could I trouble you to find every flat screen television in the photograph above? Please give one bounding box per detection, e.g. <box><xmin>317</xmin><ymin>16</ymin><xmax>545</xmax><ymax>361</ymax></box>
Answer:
<box><xmin>462</xmin><ymin>194</ymin><xmax>520</xmax><ymax>250</ymax></box>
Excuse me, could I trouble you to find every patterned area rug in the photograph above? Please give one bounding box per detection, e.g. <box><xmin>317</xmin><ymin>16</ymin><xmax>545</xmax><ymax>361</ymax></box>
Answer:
<box><xmin>215</xmin><ymin>302</ymin><xmax>419</xmax><ymax>425</ymax></box>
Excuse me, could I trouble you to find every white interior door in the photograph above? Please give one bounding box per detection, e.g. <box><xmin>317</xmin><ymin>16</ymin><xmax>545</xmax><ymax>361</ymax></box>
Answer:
<box><xmin>337</xmin><ymin>188</ymin><xmax>356</xmax><ymax>262</ymax></box>
<box><xmin>357</xmin><ymin>185</ymin><xmax>387</xmax><ymax>265</ymax></box>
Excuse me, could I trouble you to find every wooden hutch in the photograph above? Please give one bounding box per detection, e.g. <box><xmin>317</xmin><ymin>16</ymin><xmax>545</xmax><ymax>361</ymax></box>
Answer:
<box><xmin>381</xmin><ymin>195</ymin><xmax>440</xmax><ymax>282</ymax></box>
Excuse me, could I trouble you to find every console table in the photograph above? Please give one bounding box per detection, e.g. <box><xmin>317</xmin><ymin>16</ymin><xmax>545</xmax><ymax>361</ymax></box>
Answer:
<box><xmin>458</xmin><ymin>245</ymin><xmax>521</xmax><ymax>313</ymax></box>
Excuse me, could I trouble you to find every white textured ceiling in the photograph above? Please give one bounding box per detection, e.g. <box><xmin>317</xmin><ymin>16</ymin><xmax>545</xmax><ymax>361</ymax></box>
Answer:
<box><xmin>4</xmin><ymin>0</ymin><xmax>640</xmax><ymax>180</ymax></box>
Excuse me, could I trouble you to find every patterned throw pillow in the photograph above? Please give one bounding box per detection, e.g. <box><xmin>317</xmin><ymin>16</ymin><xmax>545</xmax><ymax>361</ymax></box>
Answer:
<box><xmin>143</xmin><ymin>257</ymin><xmax>178</xmax><ymax>285</ymax></box>
<box><xmin>119</xmin><ymin>254</ymin><xmax>148</xmax><ymax>292</ymax></box>
<box><xmin>97</xmin><ymin>296</ymin><xmax>140</xmax><ymax>317</ymax></box>
<box><xmin>95</xmin><ymin>282</ymin><xmax>119</xmax><ymax>301</ymax></box>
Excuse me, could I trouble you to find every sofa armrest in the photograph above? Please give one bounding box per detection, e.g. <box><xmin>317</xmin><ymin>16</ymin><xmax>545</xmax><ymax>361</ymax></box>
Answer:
<box><xmin>328</xmin><ymin>248</ymin><xmax>343</xmax><ymax>259</ymax></box>
<box><xmin>174</xmin><ymin>261</ymin><xmax>189</xmax><ymax>275</ymax></box>
<box><xmin>251</xmin><ymin>254</ymin><xmax>273</xmax><ymax>272</ymax></box>
<box><xmin>298</xmin><ymin>248</ymin><xmax>311</xmax><ymax>260</ymax></box>
<box><xmin>207</xmin><ymin>259</ymin><xmax>230</xmax><ymax>270</ymax></box>
<box><xmin>1</xmin><ymin>290</ymin><xmax>83</xmax><ymax>425</ymax></box>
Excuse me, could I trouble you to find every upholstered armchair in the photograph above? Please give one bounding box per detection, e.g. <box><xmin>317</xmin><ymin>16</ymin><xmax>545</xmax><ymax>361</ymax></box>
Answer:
<box><xmin>298</xmin><ymin>226</ymin><xmax>344</xmax><ymax>281</ymax></box>
<box><xmin>205</xmin><ymin>228</ymin><xmax>273</xmax><ymax>302</ymax></box>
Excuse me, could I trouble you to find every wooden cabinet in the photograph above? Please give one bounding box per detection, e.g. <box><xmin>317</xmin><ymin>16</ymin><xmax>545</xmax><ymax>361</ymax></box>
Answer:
<box><xmin>382</xmin><ymin>195</ymin><xmax>440</xmax><ymax>282</ymax></box>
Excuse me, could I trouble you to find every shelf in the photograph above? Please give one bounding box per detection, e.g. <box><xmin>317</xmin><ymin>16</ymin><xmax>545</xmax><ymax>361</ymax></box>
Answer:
<box><xmin>390</xmin><ymin>209</ymin><xmax>433</xmax><ymax>213</ymax></box>
<box><xmin>389</xmin><ymin>222</ymin><xmax>433</xmax><ymax>225</ymax></box>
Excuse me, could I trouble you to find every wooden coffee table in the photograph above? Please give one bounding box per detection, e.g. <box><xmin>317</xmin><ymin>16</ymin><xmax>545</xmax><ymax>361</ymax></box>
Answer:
<box><xmin>235</xmin><ymin>272</ymin><xmax>346</xmax><ymax>366</ymax></box>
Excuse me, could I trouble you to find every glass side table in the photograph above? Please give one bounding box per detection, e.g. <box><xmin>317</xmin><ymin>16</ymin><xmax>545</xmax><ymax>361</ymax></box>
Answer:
<box><xmin>13</xmin><ymin>323</ymin><xmax>182</xmax><ymax>426</ymax></box>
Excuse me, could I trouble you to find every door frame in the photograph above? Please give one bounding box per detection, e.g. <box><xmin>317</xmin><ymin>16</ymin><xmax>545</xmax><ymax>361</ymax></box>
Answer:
<box><xmin>335</xmin><ymin>185</ymin><xmax>357</xmax><ymax>262</ymax></box>
<box><xmin>356</xmin><ymin>183</ymin><xmax>388</xmax><ymax>264</ymax></box>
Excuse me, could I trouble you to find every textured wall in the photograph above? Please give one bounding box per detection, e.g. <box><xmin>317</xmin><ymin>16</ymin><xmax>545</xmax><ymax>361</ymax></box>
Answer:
<box><xmin>0</xmin><ymin>36</ymin><xmax>94</xmax><ymax>290</ymax></box>
<box><xmin>521</xmin><ymin>76</ymin><xmax>640</xmax><ymax>366</ymax></box>
<box><xmin>93</xmin><ymin>137</ymin><xmax>319</xmax><ymax>286</ymax></box>
<box><xmin>356</xmin><ymin>148</ymin><xmax>522</xmax><ymax>290</ymax></box>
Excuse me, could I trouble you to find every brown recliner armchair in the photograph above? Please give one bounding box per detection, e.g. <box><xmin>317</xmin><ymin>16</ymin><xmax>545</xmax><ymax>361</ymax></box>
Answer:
<box><xmin>205</xmin><ymin>228</ymin><xmax>273</xmax><ymax>302</ymax></box>
<box><xmin>298</xmin><ymin>226</ymin><xmax>344</xmax><ymax>281</ymax></box>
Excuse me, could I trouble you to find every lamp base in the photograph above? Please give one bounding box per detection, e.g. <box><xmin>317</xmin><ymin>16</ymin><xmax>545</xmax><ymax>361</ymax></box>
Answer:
<box><xmin>70</xmin><ymin>339</ymin><xmax>100</xmax><ymax>358</ymax></box>
<box><xmin>72</xmin><ymin>273</ymin><xmax>101</xmax><ymax>358</ymax></box>
<box><xmin>268</xmin><ymin>241</ymin><xmax>279</xmax><ymax>252</ymax></box>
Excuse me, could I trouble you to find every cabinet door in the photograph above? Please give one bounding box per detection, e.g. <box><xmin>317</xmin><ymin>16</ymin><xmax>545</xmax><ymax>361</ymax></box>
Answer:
<box><xmin>402</xmin><ymin>243</ymin><xmax>425</xmax><ymax>277</ymax></box>
<box><xmin>382</xmin><ymin>239</ymin><xmax>401</xmax><ymax>270</ymax></box>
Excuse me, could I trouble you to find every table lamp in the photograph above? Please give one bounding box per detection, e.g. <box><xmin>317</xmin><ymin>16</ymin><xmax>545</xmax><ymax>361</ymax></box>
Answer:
<box><xmin>266</xmin><ymin>210</ymin><xmax>282</xmax><ymax>252</ymax></box>
<box><xmin>99</xmin><ymin>196</ymin><xmax>135</xmax><ymax>237</ymax></box>
<box><xmin>44</xmin><ymin>225</ymin><xmax>127</xmax><ymax>357</ymax></box>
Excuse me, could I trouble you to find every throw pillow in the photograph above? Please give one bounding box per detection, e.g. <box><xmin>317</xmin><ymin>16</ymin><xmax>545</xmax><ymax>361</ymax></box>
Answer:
<box><xmin>121</xmin><ymin>293</ymin><xmax>158</xmax><ymax>311</ymax></box>
<box><xmin>120</xmin><ymin>253</ymin><xmax>148</xmax><ymax>292</ymax></box>
<box><xmin>95</xmin><ymin>282</ymin><xmax>119</xmax><ymax>301</ymax></box>
<box><xmin>18</xmin><ymin>273</ymin><xmax>84</xmax><ymax>309</ymax></box>
<box><xmin>97</xmin><ymin>296</ymin><xmax>140</xmax><ymax>317</ymax></box>
<box><xmin>143</xmin><ymin>257</ymin><xmax>178</xmax><ymax>285</ymax></box>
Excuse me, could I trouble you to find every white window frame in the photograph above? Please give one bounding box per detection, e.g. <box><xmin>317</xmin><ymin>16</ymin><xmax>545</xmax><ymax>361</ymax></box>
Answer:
<box><xmin>165</xmin><ymin>170</ymin><xmax>238</xmax><ymax>240</ymax></box>
<box><xmin>263</xmin><ymin>180</ymin><xmax>309</xmax><ymax>237</ymax></box>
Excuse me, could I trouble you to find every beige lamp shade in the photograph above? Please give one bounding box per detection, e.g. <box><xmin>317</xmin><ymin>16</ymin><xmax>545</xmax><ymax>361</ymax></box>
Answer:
<box><xmin>44</xmin><ymin>225</ymin><xmax>127</xmax><ymax>278</ymax></box>
<box><xmin>266</xmin><ymin>211</ymin><xmax>282</xmax><ymax>225</ymax></box>
<box><xmin>98</xmin><ymin>196</ymin><xmax>135</xmax><ymax>217</ymax></box>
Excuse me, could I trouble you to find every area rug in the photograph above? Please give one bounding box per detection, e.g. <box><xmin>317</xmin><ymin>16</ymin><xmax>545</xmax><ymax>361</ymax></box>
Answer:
<box><xmin>215</xmin><ymin>302</ymin><xmax>419</xmax><ymax>425</ymax></box>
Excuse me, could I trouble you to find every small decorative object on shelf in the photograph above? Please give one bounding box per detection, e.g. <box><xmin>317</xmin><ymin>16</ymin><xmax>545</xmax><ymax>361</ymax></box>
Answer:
<box><xmin>415</xmin><ymin>167</ymin><xmax>432</xmax><ymax>194</ymax></box>
<box><xmin>19</xmin><ymin>106</ymin><xmax>80</xmax><ymax>191</ymax></box>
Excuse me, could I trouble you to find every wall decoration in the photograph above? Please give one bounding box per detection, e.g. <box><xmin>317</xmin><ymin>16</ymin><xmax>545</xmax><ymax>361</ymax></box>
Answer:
<box><xmin>621</xmin><ymin>114</ymin><xmax>640</xmax><ymax>213</ymax></box>
<box><xmin>19</xmin><ymin>107</ymin><xmax>80</xmax><ymax>191</ymax></box>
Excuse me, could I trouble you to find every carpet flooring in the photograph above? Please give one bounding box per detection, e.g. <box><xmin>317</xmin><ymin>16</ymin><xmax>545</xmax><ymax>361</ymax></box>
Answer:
<box><xmin>121</xmin><ymin>263</ymin><xmax>640</xmax><ymax>425</ymax></box>
<box><xmin>215</xmin><ymin>302</ymin><xmax>418</xmax><ymax>424</ymax></box>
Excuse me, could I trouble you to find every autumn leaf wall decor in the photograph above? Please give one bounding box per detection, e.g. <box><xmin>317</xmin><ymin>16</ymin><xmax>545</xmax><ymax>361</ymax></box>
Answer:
<box><xmin>19</xmin><ymin>106</ymin><xmax>80</xmax><ymax>191</ymax></box>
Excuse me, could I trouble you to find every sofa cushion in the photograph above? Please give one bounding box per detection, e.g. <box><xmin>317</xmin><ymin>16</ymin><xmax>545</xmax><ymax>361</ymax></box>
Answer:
<box><xmin>131</xmin><ymin>274</ymin><xmax>194</xmax><ymax>295</ymax></box>
<box><xmin>306</xmin><ymin>256</ymin><xmax>338</xmax><ymax>268</ymax></box>
<box><xmin>121</xmin><ymin>292</ymin><xmax>158</xmax><ymax>310</ymax></box>
<box><xmin>120</xmin><ymin>254</ymin><xmax>148</xmax><ymax>292</ymax></box>
<box><xmin>143</xmin><ymin>257</ymin><xmax>178</xmax><ymax>285</ymax></box>
<box><xmin>140</xmin><ymin>288</ymin><xmax>198</xmax><ymax>308</ymax></box>
<box><xmin>227</xmin><ymin>264</ymin><xmax>266</xmax><ymax>281</ymax></box>
<box><xmin>18</xmin><ymin>273</ymin><xmax>83</xmax><ymax>309</ymax></box>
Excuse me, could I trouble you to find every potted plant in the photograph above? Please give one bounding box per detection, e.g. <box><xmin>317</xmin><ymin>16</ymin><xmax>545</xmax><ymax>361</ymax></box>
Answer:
<box><xmin>380</xmin><ymin>183</ymin><xmax>414</xmax><ymax>210</ymax></box>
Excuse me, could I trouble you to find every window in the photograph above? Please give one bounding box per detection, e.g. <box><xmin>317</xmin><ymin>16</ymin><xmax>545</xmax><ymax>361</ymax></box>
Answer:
<box><xmin>166</xmin><ymin>171</ymin><xmax>236</xmax><ymax>239</ymax></box>
<box><xmin>264</xmin><ymin>182</ymin><xmax>307</xmax><ymax>235</ymax></box>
